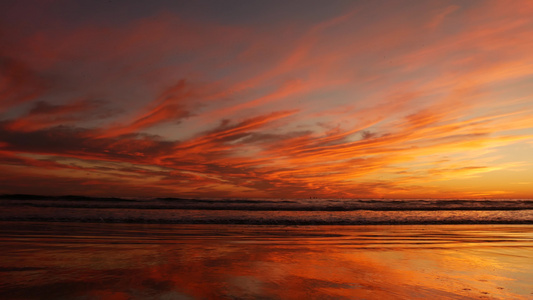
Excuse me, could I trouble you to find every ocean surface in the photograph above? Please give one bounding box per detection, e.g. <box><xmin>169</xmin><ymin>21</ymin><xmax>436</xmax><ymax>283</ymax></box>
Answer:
<box><xmin>1</xmin><ymin>196</ymin><xmax>533</xmax><ymax>299</ymax></box>
<box><xmin>0</xmin><ymin>195</ymin><xmax>532</xmax><ymax>225</ymax></box>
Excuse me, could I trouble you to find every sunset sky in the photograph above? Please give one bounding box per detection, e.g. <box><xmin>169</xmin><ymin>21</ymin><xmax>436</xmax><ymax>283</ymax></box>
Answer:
<box><xmin>1</xmin><ymin>0</ymin><xmax>533</xmax><ymax>198</ymax></box>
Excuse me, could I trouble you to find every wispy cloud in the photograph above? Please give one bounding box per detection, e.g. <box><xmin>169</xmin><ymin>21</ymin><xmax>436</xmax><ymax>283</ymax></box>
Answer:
<box><xmin>1</xmin><ymin>0</ymin><xmax>533</xmax><ymax>198</ymax></box>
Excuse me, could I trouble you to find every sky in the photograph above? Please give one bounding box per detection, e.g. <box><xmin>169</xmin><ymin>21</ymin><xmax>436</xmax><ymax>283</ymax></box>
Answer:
<box><xmin>1</xmin><ymin>0</ymin><xmax>533</xmax><ymax>199</ymax></box>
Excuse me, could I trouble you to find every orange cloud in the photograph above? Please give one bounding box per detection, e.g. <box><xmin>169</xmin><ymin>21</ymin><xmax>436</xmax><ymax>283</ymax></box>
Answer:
<box><xmin>1</xmin><ymin>0</ymin><xmax>533</xmax><ymax>198</ymax></box>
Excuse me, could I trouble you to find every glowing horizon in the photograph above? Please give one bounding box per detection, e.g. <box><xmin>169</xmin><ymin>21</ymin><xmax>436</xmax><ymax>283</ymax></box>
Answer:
<box><xmin>1</xmin><ymin>0</ymin><xmax>533</xmax><ymax>198</ymax></box>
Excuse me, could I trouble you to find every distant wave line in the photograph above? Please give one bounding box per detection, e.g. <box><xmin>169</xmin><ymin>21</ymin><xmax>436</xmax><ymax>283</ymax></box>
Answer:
<box><xmin>1</xmin><ymin>202</ymin><xmax>533</xmax><ymax>211</ymax></box>
<box><xmin>1</xmin><ymin>216</ymin><xmax>532</xmax><ymax>225</ymax></box>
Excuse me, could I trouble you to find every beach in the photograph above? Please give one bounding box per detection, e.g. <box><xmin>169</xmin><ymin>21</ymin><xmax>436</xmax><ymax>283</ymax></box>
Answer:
<box><xmin>1</xmin><ymin>222</ymin><xmax>532</xmax><ymax>299</ymax></box>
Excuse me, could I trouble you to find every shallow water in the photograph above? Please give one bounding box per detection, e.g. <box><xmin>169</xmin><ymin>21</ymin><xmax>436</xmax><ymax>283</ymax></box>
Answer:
<box><xmin>1</xmin><ymin>222</ymin><xmax>532</xmax><ymax>299</ymax></box>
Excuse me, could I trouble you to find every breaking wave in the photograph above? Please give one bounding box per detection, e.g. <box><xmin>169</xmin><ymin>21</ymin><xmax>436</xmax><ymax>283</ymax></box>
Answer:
<box><xmin>1</xmin><ymin>195</ymin><xmax>532</xmax><ymax>225</ymax></box>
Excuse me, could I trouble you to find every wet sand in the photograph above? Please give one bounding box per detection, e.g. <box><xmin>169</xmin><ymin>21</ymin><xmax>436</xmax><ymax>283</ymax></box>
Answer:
<box><xmin>1</xmin><ymin>222</ymin><xmax>532</xmax><ymax>299</ymax></box>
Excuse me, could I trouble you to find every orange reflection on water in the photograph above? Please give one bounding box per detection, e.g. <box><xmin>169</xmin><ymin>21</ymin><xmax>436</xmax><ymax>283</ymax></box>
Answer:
<box><xmin>1</xmin><ymin>222</ymin><xmax>532</xmax><ymax>299</ymax></box>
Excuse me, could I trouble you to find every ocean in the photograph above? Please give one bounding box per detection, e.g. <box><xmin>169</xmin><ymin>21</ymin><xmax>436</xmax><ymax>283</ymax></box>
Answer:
<box><xmin>1</xmin><ymin>196</ymin><xmax>532</xmax><ymax>299</ymax></box>
<box><xmin>0</xmin><ymin>195</ymin><xmax>532</xmax><ymax>225</ymax></box>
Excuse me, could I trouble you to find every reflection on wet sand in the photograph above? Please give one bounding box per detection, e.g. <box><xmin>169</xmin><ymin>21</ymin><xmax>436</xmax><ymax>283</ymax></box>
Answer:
<box><xmin>1</xmin><ymin>222</ymin><xmax>532</xmax><ymax>299</ymax></box>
